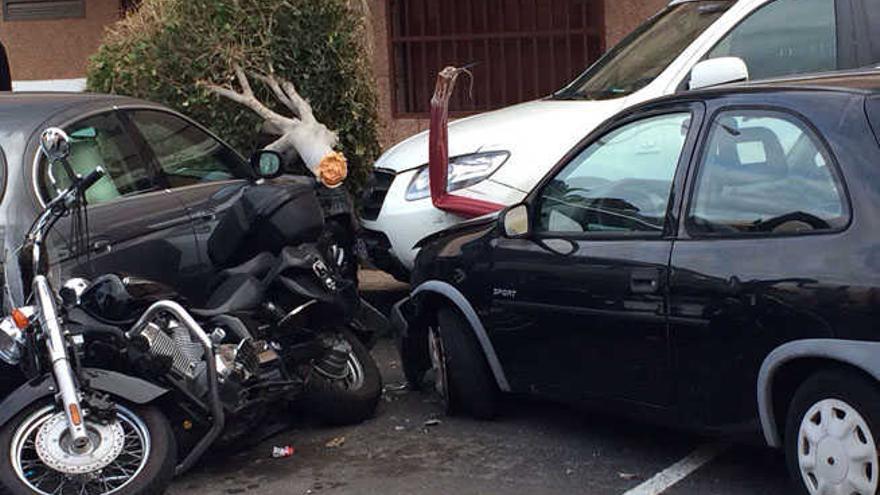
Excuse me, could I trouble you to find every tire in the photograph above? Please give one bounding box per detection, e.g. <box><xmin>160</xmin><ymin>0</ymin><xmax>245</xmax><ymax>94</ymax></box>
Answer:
<box><xmin>397</xmin><ymin>327</ymin><xmax>431</xmax><ymax>391</ymax></box>
<box><xmin>785</xmin><ymin>369</ymin><xmax>880</xmax><ymax>495</ymax></box>
<box><xmin>434</xmin><ymin>307</ymin><xmax>497</xmax><ymax>420</ymax></box>
<box><xmin>0</xmin><ymin>400</ymin><xmax>175</xmax><ymax>495</ymax></box>
<box><xmin>303</xmin><ymin>329</ymin><xmax>382</xmax><ymax>425</ymax></box>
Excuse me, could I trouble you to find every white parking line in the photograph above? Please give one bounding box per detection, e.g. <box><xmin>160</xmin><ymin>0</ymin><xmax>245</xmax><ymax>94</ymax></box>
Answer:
<box><xmin>621</xmin><ymin>443</ymin><xmax>729</xmax><ymax>495</ymax></box>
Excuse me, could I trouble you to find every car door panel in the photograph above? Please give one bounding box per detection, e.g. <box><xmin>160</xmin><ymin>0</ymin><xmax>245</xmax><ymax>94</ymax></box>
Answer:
<box><xmin>488</xmin><ymin>239</ymin><xmax>672</xmax><ymax>404</ymax></box>
<box><xmin>669</xmin><ymin>107</ymin><xmax>853</xmax><ymax>429</ymax></box>
<box><xmin>38</xmin><ymin>110</ymin><xmax>199</xmax><ymax>291</ymax></box>
<box><xmin>122</xmin><ymin>109</ymin><xmax>253</xmax><ymax>305</ymax></box>
<box><xmin>167</xmin><ymin>180</ymin><xmax>249</xmax><ymax>299</ymax></box>
<box><xmin>485</xmin><ymin>108</ymin><xmax>702</xmax><ymax>407</ymax></box>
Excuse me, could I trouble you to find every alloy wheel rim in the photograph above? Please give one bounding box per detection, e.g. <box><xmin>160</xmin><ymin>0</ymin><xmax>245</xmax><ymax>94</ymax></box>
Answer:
<box><xmin>11</xmin><ymin>405</ymin><xmax>151</xmax><ymax>495</ymax></box>
<box><xmin>427</xmin><ymin>326</ymin><xmax>448</xmax><ymax>406</ymax></box>
<box><xmin>798</xmin><ymin>398</ymin><xmax>878</xmax><ymax>495</ymax></box>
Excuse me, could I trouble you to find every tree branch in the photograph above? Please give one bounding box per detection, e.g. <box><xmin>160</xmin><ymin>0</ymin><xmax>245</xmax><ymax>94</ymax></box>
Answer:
<box><xmin>252</xmin><ymin>72</ymin><xmax>299</xmax><ymax>118</ymax></box>
<box><xmin>279</xmin><ymin>79</ymin><xmax>316</xmax><ymax>124</ymax></box>
<box><xmin>201</xmin><ymin>64</ymin><xmax>292</xmax><ymax>126</ymax></box>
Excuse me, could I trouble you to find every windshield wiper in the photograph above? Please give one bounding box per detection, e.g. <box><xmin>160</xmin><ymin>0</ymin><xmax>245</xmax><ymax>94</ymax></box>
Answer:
<box><xmin>552</xmin><ymin>88</ymin><xmax>629</xmax><ymax>101</ymax></box>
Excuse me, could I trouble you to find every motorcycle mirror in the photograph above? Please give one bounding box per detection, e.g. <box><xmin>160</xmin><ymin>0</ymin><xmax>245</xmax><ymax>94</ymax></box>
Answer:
<box><xmin>39</xmin><ymin>127</ymin><xmax>72</xmax><ymax>163</ymax></box>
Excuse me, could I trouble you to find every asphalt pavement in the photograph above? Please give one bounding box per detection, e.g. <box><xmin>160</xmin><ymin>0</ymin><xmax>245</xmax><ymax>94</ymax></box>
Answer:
<box><xmin>168</xmin><ymin>271</ymin><xmax>798</xmax><ymax>495</ymax></box>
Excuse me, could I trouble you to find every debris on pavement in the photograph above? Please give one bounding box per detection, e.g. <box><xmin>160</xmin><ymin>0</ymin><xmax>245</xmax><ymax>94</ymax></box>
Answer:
<box><xmin>423</xmin><ymin>418</ymin><xmax>442</xmax><ymax>427</ymax></box>
<box><xmin>618</xmin><ymin>472</ymin><xmax>637</xmax><ymax>480</ymax></box>
<box><xmin>394</xmin><ymin>425</ymin><xmax>406</xmax><ymax>431</ymax></box>
<box><xmin>325</xmin><ymin>436</ymin><xmax>346</xmax><ymax>448</ymax></box>
<box><xmin>271</xmin><ymin>446</ymin><xmax>295</xmax><ymax>458</ymax></box>
<box><xmin>383</xmin><ymin>382</ymin><xmax>408</xmax><ymax>392</ymax></box>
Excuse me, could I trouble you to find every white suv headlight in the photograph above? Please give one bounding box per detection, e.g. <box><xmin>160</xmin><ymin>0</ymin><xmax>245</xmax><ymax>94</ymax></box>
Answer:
<box><xmin>405</xmin><ymin>151</ymin><xmax>510</xmax><ymax>201</ymax></box>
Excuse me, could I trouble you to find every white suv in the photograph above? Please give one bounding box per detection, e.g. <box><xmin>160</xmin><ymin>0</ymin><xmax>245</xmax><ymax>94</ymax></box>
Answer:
<box><xmin>360</xmin><ymin>0</ymin><xmax>880</xmax><ymax>280</ymax></box>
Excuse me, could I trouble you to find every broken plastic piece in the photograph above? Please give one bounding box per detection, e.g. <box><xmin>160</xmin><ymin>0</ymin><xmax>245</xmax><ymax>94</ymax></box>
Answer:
<box><xmin>429</xmin><ymin>66</ymin><xmax>504</xmax><ymax>218</ymax></box>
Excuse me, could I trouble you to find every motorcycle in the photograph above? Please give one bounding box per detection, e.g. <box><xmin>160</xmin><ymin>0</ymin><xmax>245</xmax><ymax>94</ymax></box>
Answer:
<box><xmin>0</xmin><ymin>128</ymin><xmax>382</xmax><ymax>495</ymax></box>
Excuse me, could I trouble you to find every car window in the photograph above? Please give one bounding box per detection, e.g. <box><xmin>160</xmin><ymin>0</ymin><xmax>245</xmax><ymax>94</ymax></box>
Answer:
<box><xmin>688</xmin><ymin>110</ymin><xmax>847</xmax><ymax>236</ymax></box>
<box><xmin>837</xmin><ymin>0</ymin><xmax>880</xmax><ymax>69</ymax></box>
<box><xmin>707</xmin><ymin>0</ymin><xmax>837</xmax><ymax>80</ymax></box>
<box><xmin>536</xmin><ymin>112</ymin><xmax>691</xmax><ymax>235</ymax></box>
<box><xmin>40</xmin><ymin>112</ymin><xmax>157</xmax><ymax>205</ymax></box>
<box><xmin>127</xmin><ymin>110</ymin><xmax>250</xmax><ymax>188</ymax></box>
<box><xmin>555</xmin><ymin>1</ymin><xmax>732</xmax><ymax>100</ymax></box>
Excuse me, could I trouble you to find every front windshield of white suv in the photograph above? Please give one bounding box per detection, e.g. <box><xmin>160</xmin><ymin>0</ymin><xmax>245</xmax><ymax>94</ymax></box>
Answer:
<box><xmin>555</xmin><ymin>1</ymin><xmax>733</xmax><ymax>100</ymax></box>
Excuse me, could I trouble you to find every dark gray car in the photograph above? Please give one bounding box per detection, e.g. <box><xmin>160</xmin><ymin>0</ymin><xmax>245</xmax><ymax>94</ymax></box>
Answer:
<box><xmin>0</xmin><ymin>93</ymin><xmax>260</xmax><ymax>312</ymax></box>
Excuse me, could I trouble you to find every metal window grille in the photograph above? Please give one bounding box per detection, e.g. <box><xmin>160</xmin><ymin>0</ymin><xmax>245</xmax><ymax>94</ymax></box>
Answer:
<box><xmin>388</xmin><ymin>0</ymin><xmax>605</xmax><ymax>117</ymax></box>
<box><xmin>3</xmin><ymin>0</ymin><xmax>85</xmax><ymax>21</ymax></box>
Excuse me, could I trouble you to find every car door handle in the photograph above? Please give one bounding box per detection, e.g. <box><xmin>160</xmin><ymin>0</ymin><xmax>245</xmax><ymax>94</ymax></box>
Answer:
<box><xmin>91</xmin><ymin>239</ymin><xmax>112</xmax><ymax>254</ymax></box>
<box><xmin>194</xmin><ymin>210</ymin><xmax>216</xmax><ymax>223</ymax></box>
<box><xmin>630</xmin><ymin>270</ymin><xmax>660</xmax><ymax>294</ymax></box>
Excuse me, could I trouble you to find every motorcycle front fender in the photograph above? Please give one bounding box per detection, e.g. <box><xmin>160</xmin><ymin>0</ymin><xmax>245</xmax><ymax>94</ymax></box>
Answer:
<box><xmin>0</xmin><ymin>368</ymin><xmax>169</xmax><ymax>429</ymax></box>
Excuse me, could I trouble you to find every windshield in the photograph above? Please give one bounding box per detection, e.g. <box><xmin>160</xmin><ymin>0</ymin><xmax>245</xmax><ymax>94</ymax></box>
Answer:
<box><xmin>555</xmin><ymin>1</ymin><xmax>733</xmax><ymax>100</ymax></box>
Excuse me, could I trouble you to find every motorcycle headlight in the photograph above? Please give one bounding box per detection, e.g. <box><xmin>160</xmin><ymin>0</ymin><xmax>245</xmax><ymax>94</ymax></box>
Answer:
<box><xmin>405</xmin><ymin>151</ymin><xmax>510</xmax><ymax>201</ymax></box>
<box><xmin>0</xmin><ymin>315</ymin><xmax>25</xmax><ymax>366</ymax></box>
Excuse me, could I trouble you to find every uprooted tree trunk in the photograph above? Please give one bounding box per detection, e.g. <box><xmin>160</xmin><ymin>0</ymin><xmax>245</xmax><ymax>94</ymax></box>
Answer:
<box><xmin>202</xmin><ymin>65</ymin><xmax>348</xmax><ymax>188</ymax></box>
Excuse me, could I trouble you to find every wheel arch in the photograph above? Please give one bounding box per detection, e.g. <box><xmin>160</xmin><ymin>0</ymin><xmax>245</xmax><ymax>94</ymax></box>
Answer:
<box><xmin>758</xmin><ymin>339</ymin><xmax>880</xmax><ymax>448</ymax></box>
<box><xmin>411</xmin><ymin>280</ymin><xmax>511</xmax><ymax>392</ymax></box>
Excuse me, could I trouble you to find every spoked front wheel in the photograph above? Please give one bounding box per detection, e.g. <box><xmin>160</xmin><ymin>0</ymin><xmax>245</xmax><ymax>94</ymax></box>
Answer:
<box><xmin>0</xmin><ymin>401</ymin><xmax>176</xmax><ymax>495</ymax></box>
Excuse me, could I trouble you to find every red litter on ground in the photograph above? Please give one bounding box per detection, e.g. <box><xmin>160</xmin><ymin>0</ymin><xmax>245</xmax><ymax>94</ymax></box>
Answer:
<box><xmin>272</xmin><ymin>446</ymin><xmax>295</xmax><ymax>458</ymax></box>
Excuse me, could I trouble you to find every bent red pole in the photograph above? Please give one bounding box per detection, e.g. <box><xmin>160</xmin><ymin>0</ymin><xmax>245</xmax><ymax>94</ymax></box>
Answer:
<box><xmin>429</xmin><ymin>66</ymin><xmax>504</xmax><ymax>218</ymax></box>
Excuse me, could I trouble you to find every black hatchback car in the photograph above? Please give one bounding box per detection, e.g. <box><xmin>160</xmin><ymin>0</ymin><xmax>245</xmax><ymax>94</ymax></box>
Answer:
<box><xmin>396</xmin><ymin>71</ymin><xmax>880</xmax><ymax>495</ymax></box>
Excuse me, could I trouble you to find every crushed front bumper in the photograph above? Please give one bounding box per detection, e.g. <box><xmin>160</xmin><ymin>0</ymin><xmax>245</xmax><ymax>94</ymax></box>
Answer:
<box><xmin>357</xmin><ymin>229</ymin><xmax>410</xmax><ymax>283</ymax></box>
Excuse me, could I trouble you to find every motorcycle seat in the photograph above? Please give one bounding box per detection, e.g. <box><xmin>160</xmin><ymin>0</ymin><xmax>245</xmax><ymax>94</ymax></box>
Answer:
<box><xmin>192</xmin><ymin>274</ymin><xmax>264</xmax><ymax>317</ymax></box>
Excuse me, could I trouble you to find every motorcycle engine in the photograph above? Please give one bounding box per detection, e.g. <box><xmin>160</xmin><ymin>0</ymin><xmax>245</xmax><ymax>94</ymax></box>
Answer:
<box><xmin>138</xmin><ymin>320</ymin><xmax>209</xmax><ymax>395</ymax></box>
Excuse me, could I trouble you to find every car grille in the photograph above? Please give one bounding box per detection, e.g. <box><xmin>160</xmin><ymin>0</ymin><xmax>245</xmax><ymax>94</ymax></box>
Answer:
<box><xmin>359</xmin><ymin>169</ymin><xmax>395</xmax><ymax>221</ymax></box>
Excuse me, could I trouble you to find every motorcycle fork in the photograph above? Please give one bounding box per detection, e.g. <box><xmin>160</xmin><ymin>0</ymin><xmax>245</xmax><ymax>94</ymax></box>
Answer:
<box><xmin>34</xmin><ymin>275</ymin><xmax>90</xmax><ymax>450</ymax></box>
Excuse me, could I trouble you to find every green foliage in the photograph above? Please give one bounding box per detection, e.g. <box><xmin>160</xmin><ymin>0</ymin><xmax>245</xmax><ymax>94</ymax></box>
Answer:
<box><xmin>87</xmin><ymin>0</ymin><xmax>381</xmax><ymax>193</ymax></box>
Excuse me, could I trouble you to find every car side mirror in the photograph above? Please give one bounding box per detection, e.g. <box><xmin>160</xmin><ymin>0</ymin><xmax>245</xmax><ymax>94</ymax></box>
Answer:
<box><xmin>500</xmin><ymin>203</ymin><xmax>530</xmax><ymax>238</ymax></box>
<box><xmin>689</xmin><ymin>57</ymin><xmax>749</xmax><ymax>90</ymax></box>
<box><xmin>250</xmin><ymin>150</ymin><xmax>283</xmax><ymax>179</ymax></box>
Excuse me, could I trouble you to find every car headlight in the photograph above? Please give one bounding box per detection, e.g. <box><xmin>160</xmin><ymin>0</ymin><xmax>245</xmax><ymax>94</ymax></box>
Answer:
<box><xmin>405</xmin><ymin>151</ymin><xmax>510</xmax><ymax>201</ymax></box>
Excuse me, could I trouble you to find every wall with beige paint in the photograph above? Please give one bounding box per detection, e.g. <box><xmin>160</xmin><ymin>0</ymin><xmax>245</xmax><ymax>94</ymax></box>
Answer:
<box><xmin>0</xmin><ymin>0</ymin><xmax>119</xmax><ymax>81</ymax></box>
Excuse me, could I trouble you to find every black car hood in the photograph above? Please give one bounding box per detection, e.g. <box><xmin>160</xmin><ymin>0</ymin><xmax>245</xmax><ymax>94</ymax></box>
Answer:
<box><xmin>413</xmin><ymin>211</ymin><xmax>500</xmax><ymax>250</ymax></box>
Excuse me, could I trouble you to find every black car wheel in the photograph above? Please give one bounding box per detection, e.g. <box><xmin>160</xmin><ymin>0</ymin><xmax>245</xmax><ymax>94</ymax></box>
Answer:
<box><xmin>397</xmin><ymin>327</ymin><xmax>430</xmax><ymax>391</ymax></box>
<box><xmin>432</xmin><ymin>307</ymin><xmax>497</xmax><ymax>420</ymax></box>
<box><xmin>785</xmin><ymin>370</ymin><xmax>880</xmax><ymax>495</ymax></box>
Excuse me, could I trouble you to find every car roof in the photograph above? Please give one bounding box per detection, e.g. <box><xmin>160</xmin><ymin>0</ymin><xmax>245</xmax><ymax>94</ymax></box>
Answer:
<box><xmin>636</xmin><ymin>70</ymin><xmax>880</xmax><ymax>113</ymax></box>
<box><xmin>0</xmin><ymin>92</ymin><xmax>153</xmax><ymax>134</ymax></box>
<box><xmin>735</xmin><ymin>69</ymin><xmax>880</xmax><ymax>94</ymax></box>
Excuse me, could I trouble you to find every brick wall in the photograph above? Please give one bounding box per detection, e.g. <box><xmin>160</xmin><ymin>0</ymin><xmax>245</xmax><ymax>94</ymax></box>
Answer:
<box><xmin>0</xmin><ymin>0</ymin><xmax>119</xmax><ymax>81</ymax></box>
<box><xmin>604</xmin><ymin>0</ymin><xmax>667</xmax><ymax>47</ymax></box>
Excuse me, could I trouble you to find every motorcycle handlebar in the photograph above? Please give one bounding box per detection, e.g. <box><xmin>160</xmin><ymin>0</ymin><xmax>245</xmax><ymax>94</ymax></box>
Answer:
<box><xmin>76</xmin><ymin>166</ymin><xmax>105</xmax><ymax>196</ymax></box>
